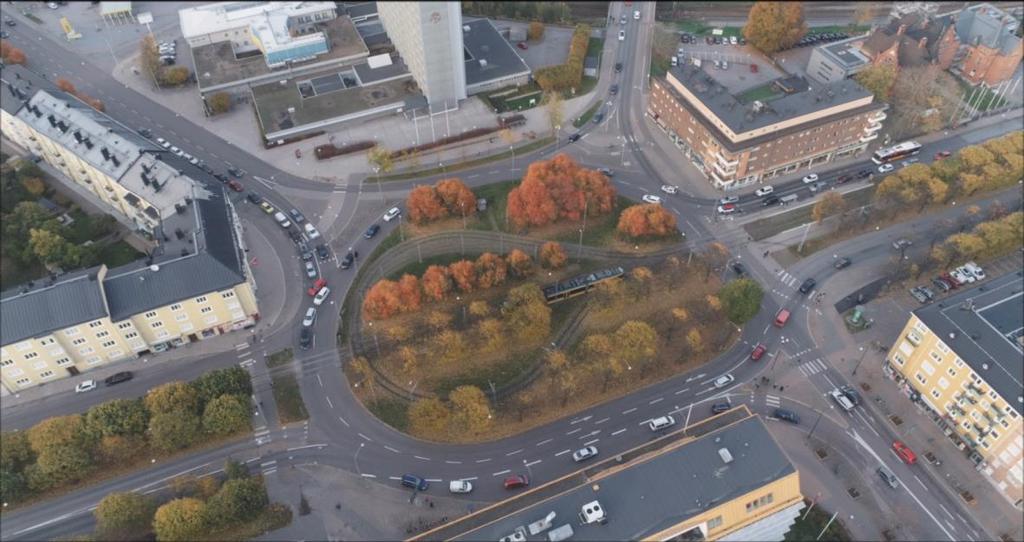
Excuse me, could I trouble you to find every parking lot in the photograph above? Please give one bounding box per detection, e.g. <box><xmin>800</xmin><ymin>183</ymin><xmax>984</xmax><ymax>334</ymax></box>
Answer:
<box><xmin>474</xmin><ymin>18</ymin><xmax>576</xmax><ymax>70</ymax></box>
<box><xmin>673</xmin><ymin>36</ymin><xmax>784</xmax><ymax>93</ymax></box>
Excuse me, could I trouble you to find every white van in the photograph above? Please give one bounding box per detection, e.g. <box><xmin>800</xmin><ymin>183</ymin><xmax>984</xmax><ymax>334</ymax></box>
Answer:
<box><xmin>829</xmin><ymin>389</ymin><xmax>855</xmax><ymax>411</ymax></box>
<box><xmin>303</xmin><ymin>222</ymin><xmax>320</xmax><ymax>240</ymax></box>
<box><xmin>671</xmin><ymin>56</ymin><xmax>678</xmax><ymax>67</ymax></box>
<box><xmin>779</xmin><ymin>194</ymin><xmax>799</xmax><ymax>205</ymax></box>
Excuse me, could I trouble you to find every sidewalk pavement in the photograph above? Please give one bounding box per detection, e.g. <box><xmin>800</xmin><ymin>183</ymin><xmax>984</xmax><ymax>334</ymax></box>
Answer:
<box><xmin>814</xmin><ymin>285</ymin><xmax>1022</xmax><ymax>542</ymax></box>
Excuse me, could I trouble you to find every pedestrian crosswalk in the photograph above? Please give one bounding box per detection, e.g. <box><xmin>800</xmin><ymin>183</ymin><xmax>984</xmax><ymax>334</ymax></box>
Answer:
<box><xmin>776</xmin><ymin>269</ymin><xmax>799</xmax><ymax>288</ymax></box>
<box><xmin>797</xmin><ymin>358</ymin><xmax>829</xmax><ymax>377</ymax></box>
<box><xmin>254</xmin><ymin>426</ymin><xmax>271</xmax><ymax>446</ymax></box>
<box><xmin>766</xmin><ymin>394</ymin><xmax>781</xmax><ymax>408</ymax></box>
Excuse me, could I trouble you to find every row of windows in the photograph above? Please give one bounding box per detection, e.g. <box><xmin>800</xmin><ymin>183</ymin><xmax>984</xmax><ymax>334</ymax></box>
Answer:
<box><xmin>745</xmin><ymin>493</ymin><xmax>774</xmax><ymax>513</ymax></box>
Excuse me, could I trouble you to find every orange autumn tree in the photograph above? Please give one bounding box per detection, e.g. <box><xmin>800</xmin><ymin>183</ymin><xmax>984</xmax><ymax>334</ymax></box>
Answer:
<box><xmin>363</xmin><ymin>279</ymin><xmax>403</xmax><ymax>320</ymax></box>
<box><xmin>421</xmin><ymin>265</ymin><xmax>453</xmax><ymax>301</ymax></box>
<box><xmin>397</xmin><ymin>274</ymin><xmax>422</xmax><ymax>311</ymax></box>
<box><xmin>449</xmin><ymin>260</ymin><xmax>477</xmax><ymax>293</ymax></box>
<box><xmin>506</xmin><ymin>153</ymin><xmax>616</xmax><ymax>229</ymax></box>
<box><xmin>617</xmin><ymin>204</ymin><xmax>678</xmax><ymax>238</ymax></box>
<box><xmin>539</xmin><ymin>241</ymin><xmax>568</xmax><ymax>269</ymax></box>
<box><xmin>506</xmin><ymin>249</ymin><xmax>534</xmax><ymax>278</ymax></box>
<box><xmin>0</xmin><ymin>40</ymin><xmax>26</xmax><ymax>65</ymax></box>
<box><xmin>475</xmin><ymin>253</ymin><xmax>508</xmax><ymax>289</ymax></box>
<box><xmin>405</xmin><ymin>178</ymin><xmax>476</xmax><ymax>225</ymax></box>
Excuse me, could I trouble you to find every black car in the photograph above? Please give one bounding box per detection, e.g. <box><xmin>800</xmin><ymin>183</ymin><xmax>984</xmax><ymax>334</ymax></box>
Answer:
<box><xmin>567</xmin><ymin>133</ymin><xmax>581</xmax><ymax>143</ymax></box>
<box><xmin>4</xmin><ymin>17</ymin><xmax>16</xmax><ymax>27</ymax></box>
<box><xmin>592</xmin><ymin>113</ymin><xmax>604</xmax><ymax>124</ymax></box>
<box><xmin>214</xmin><ymin>172</ymin><xmax>229</xmax><ymax>183</ymax></box>
<box><xmin>104</xmin><ymin>371</ymin><xmax>133</xmax><ymax>386</ymax></box>
<box><xmin>774</xmin><ymin>408</ymin><xmax>800</xmax><ymax>424</ymax></box>
<box><xmin>227</xmin><ymin>167</ymin><xmax>245</xmax><ymax>178</ymax></box>
<box><xmin>299</xmin><ymin>327</ymin><xmax>313</xmax><ymax>350</ymax></box>
<box><xmin>137</xmin><ymin>128</ymin><xmax>152</xmax><ymax>138</ymax></box>
<box><xmin>836</xmin><ymin>174</ymin><xmax>852</xmax><ymax>184</ymax></box>
<box><xmin>609</xmin><ymin>84</ymin><xmax>619</xmax><ymax>95</ymax></box>
<box><xmin>246</xmin><ymin>192</ymin><xmax>262</xmax><ymax>204</ymax></box>
<box><xmin>731</xmin><ymin>262</ymin><xmax>746</xmax><ymax>276</ymax></box>
<box><xmin>341</xmin><ymin>250</ymin><xmax>359</xmax><ymax>269</ymax></box>
<box><xmin>798</xmin><ymin>278</ymin><xmax>816</xmax><ymax>294</ymax></box>
<box><xmin>615</xmin><ymin>62</ymin><xmax>623</xmax><ymax>72</ymax></box>
<box><xmin>364</xmin><ymin>224</ymin><xmax>380</xmax><ymax>239</ymax></box>
<box><xmin>706</xmin><ymin>36</ymin><xmax>714</xmax><ymax>45</ymax></box>
<box><xmin>711</xmin><ymin>401</ymin><xmax>731</xmax><ymax>414</ymax></box>
<box><xmin>762</xmin><ymin>195</ymin><xmax>780</xmax><ymax>206</ymax></box>
<box><xmin>316</xmin><ymin>244</ymin><xmax>330</xmax><ymax>262</ymax></box>
<box><xmin>856</xmin><ymin>169</ymin><xmax>872</xmax><ymax>179</ymax></box>
<box><xmin>932</xmin><ymin>277</ymin><xmax>952</xmax><ymax>292</ymax></box>
<box><xmin>840</xmin><ymin>385</ymin><xmax>861</xmax><ymax>406</ymax></box>
<box><xmin>289</xmin><ymin>209</ymin><xmax>306</xmax><ymax>224</ymax></box>
<box><xmin>834</xmin><ymin>257</ymin><xmax>852</xmax><ymax>269</ymax></box>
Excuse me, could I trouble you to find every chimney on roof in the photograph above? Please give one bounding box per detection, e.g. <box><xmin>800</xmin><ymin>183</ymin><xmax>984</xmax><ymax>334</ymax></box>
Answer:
<box><xmin>919</xmin><ymin>37</ymin><xmax>928</xmax><ymax>48</ymax></box>
<box><xmin>897</xmin><ymin>24</ymin><xmax>908</xmax><ymax>35</ymax></box>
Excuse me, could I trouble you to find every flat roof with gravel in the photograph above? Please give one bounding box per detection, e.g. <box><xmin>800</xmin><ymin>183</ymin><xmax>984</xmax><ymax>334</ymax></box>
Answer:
<box><xmin>193</xmin><ymin>16</ymin><xmax>369</xmax><ymax>91</ymax></box>
<box><xmin>463</xmin><ymin>19</ymin><xmax>531</xmax><ymax>87</ymax></box>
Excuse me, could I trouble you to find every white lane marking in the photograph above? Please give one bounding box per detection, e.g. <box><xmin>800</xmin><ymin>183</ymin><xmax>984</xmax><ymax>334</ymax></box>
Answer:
<box><xmin>695</xmin><ymin>387</ymin><xmax>717</xmax><ymax>396</ymax></box>
<box><xmin>316</xmin><ymin>374</ymin><xmax>323</xmax><ymax>387</ymax></box>
<box><xmin>536</xmin><ymin>438</ymin><xmax>553</xmax><ymax>446</ymax></box>
<box><xmin>621</xmin><ymin>407</ymin><xmax>637</xmax><ymax>414</ymax></box>
<box><xmin>325</xmin><ymin>396</ymin><xmax>334</xmax><ymax>409</ymax></box>
<box><xmin>389</xmin><ymin>476</ymin><xmax>402</xmax><ymax>480</ymax></box>
<box><xmin>554</xmin><ymin>449</ymin><xmax>571</xmax><ymax>457</ymax></box>
<box><xmin>425</xmin><ymin>478</ymin><xmax>442</xmax><ymax>482</ymax></box>
<box><xmin>649</xmin><ymin>397</ymin><xmax>664</xmax><ymax>405</ymax></box>
<box><xmin>357</xmin><ymin>433</ymin><xmax>372</xmax><ymax>442</ymax></box>
<box><xmin>360</xmin><ymin>473</ymin><xmax>376</xmax><ymax>478</ymax></box>
<box><xmin>445</xmin><ymin>460</ymin><xmax>462</xmax><ymax>465</ymax></box>
<box><xmin>611</xmin><ymin>428</ymin><xmax>626</xmax><ymax>436</ymax></box>
<box><xmin>475</xmin><ymin>458</ymin><xmax>492</xmax><ymax>463</ymax></box>
<box><xmin>506</xmin><ymin>449</ymin><xmax>523</xmax><ymax>456</ymax></box>
<box><xmin>914</xmin><ymin>475</ymin><xmax>928</xmax><ymax>490</ymax></box>
<box><xmin>524</xmin><ymin>459</ymin><xmax>542</xmax><ymax>467</ymax></box>
<box><xmin>234</xmin><ymin>342</ymin><xmax>249</xmax><ymax>350</ymax></box>
<box><xmin>492</xmin><ymin>469</ymin><xmax>511</xmax><ymax>476</ymax></box>
<box><xmin>595</xmin><ymin>417</ymin><xmax>610</xmax><ymax>425</ymax></box>
<box><xmin>414</xmin><ymin>455</ymin><xmax>430</xmax><ymax>461</ymax></box>
<box><xmin>262</xmin><ymin>468</ymin><xmax>277</xmax><ymax>476</ymax></box>
<box><xmin>944</xmin><ymin>520</ymin><xmax>956</xmax><ymax>534</ymax></box>
<box><xmin>570</xmin><ymin>415</ymin><xmax>593</xmax><ymax>425</ymax></box>
<box><xmin>463</xmin><ymin>476</ymin><xmax>479</xmax><ymax>481</ymax></box>
<box><xmin>583</xmin><ymin>439</ymin><xmax>599</xmax><ymax>446</ymax></box>
<box><xmin>286</xmin><ymin>444</ymin><xmax>326</xmax><ymax>451</ymax></box>
<box><xmin>939</xmin><ymin>504</ymin><xmax>954</xmax><ymax>520</ymax></box>
<box><xmin>566</xmin><ymin>428</ymin><xmax>582</xmax><ymax>435</ymax></box>
<box><xmin>338</xmin><ymin>416</ymin><xmax>350</xmax><ymax>427</ymax></box>
<box><xmin>674</xmin><ymin>388</ymin><xmax>690</xmax><ymax>395</ymax></box>
<box><xmin>384</xmin><ymin>446</ymin><xmax>401</xmax><ymax>453</ymax></box>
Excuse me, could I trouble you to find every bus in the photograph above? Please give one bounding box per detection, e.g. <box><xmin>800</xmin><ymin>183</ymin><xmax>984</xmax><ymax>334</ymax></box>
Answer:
<box><xmin>542</xmin><ymin>267</ymin><xmax>625</xmax><ymax>304</ymax></box>
<box><xmin>871</xmin><ymin>141</ymin><xmax>922</xmax><ymax>164</ymax></box>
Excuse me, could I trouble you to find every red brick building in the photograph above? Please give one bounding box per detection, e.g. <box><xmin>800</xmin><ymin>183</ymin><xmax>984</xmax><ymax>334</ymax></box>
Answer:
<box><xmin>647</xmin><ymin>66</ymin><xmax>886</xmax><ymax>191</ymax></box>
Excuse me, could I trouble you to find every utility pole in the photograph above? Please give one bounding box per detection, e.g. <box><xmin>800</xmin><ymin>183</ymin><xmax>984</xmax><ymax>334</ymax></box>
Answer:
<box><xmin>806</xmin><ymin>411</ymin><xmax>823</xmax><ymax>441</ymax></box>
<box><xmin>852</xmin><ymin>346</ymin><xmax>867</xmax><ymax>375</ymax></box>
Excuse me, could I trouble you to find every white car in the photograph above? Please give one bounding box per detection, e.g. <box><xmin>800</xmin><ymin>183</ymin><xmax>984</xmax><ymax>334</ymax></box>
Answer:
<box><xmin>660</xmin><ymin>185</ymin><xmax>679</xmax><ymax>195</ymax></box>
<box><xmin>754</xmin><ymin>185</ymin><xmax>774</xmax><ymax>197</ymax></box>
<box><xmin>878</xmin><ymin>163</ymin><xmax>895</xmax><ymax>173</ymax></box>
<box><xmin>303</xmin><ymin>223</ymin><xmax>321</xmax><ymax>240</ymax></box>
<box><xmin>802</xmin><ymin>173</ymin><xmax>819</xmax><ymax>184</ymax></box>
<box><xmin>633</xmin><ymin>9</ymin><xmax>640</xmax><ymax>20</ymax></box>
<box><xmin>713</xmin><ymin>374</ymin><xmax>735</xmax><ymax>388</ymax></box>
<box><xmin>302</xmin><ymin>307</ymin><xmax>317</xmax><ymax>327</ymax></box>
<box><xmin>156</xmin><ymin>137</ymin><xmax>169</xmax><ymax>148</ymax></box>
<box><xmin>949</xmin><ymin>268</ymin><xmax>971</xmax><ymax>285</ymax></box>
<box><xmin>648</xmin><ymin>415</ymin><xmax>675</xmax><ymax>431</ymax></box>
<box><xmin>954</xmin><ymin>266</ymin><xmax>977</xmax><ymax>283</ymax></box>
<box><xmin>449</xmin><ymin>480</ymin><xmax>473</xmax><ymax>494</ymax></box>
<box><xmin>716</xmin><ymin>204</ymin><xmax>736</xmax><ymax>215</ymax></box>
<box><xmin>75</xmin><ymin>380</ymin><xmax>97</xmax><ymax>393</ymax></box>
<box><xmin>730</xmin><ymin>36</ymin><xmax>738</xmax><ymax>45</ymax></box>
<box><xmin>383</xmin><ymin>206</ymin><xmax>401</xmax><ymax>222</ymax></box>
<box><xmin>963</xmin><ymin>261</ymin><xmax>985</xmax><ymax>280</ymax></box>
<box><xmin>572</xmin><ymin>446</ymin><xmax>599</xmax><ymax>462</ymax></box>
<box><xmin>618</xmin><ymin>30</ymin><xmax>625</xmax><ymax>41</ymax></box>
<box><xmin>304</xmin><ymin>261</ymin><xmax>317</xmax><ymax>278</ymax></box>
<box><xmin>313</xmin><ymin>286</ymin><xmax>330</xmax><ymax>306</ymax></box>
<box><xmin>642</xmin><ymin>194</ymin><xmax>663</xmax><ymax>204</ymax></box>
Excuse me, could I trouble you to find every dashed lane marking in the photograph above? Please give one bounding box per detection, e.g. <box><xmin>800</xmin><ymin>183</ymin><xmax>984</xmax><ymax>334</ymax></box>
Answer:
<box><xmin>384</xmin><ymin>446</ymin><xmax>400</xmax><ymax>453</ymax></box>
<box><xmin>611</xmin><ymin>428</ymin><xmax>626</xmax><ymax>436</ymax></box>
<box><xmin>649</xmin><ymin>397</ymin><xmax>664</xmax><ymax>405</ymax></box>
<box><xmin>361</xmin><ymin>473</ymin><xmax>376</xmax><ymax>478</ymax></box>
<box><xmin>492</xmin><ymin>469</ymin><xmax>511</xmax><ymax>476</ymax></box>
<box><xmin>621</xmin><ymin>407</ymin><xmax>637</xmax><ymax>414</ymax></box>
<box><xmin>536</xmin><ymin>438</ymin><xmax>553</xmax><ymax>446</ymax></box>
<box><xmin>475</xmin><ymin>458</ymin><xmax>491</xmax><ymax>463</ymax></box>
<box><xmin>506</xmin><ymin>449</ymin><xmax>523</xmax><ymax>456</ymax></box>
<box><xmin>338</xmin><ymin>416</ymin><xmax>349</xmax><ymax>427</ymax></box>
<box><xmin>357</xmin><ymin>433</ymin><xmax>372</xmax><ymax>442</ymax></box>
<box><xmin>674</xmin><ymin>388</ymin><xmax>690</xmax><ymax>395</ymax></box>
<box><xmin>414</xmin><ymin>455</ymin><xmax>430</xmax><ymax>461</ymax></box>
<box><xmin>583</xmin><ymin>439</ymin><xmax>599</xmax><ymax>446</ymax></box>
<box><xmin>554</xmin><ymin>449</ymin><xmax>571</xmax><ymax>457</ymax></box>
<box><xmin>595</xmin><ymin>417</ymin><xmax>610</xmax><ymax>424</ymax></box>
<box><xmin>445</xmin><ymin>460</ymin><xmax>462</xmax><ymax>465</ymax></box>
<box><xmin>426</xmin><ymin>478</ymin><xmax>442</xmax><ymax>482</ymax></box>
<box><xmin>524</xmin><ymin>460</ymin><xmax>542</xmax><ymax>467</ymax></box>
<box><xmin>566</xmin><ymin>428</ymin><xmax>582</xmax><ymax>435</ymax></box>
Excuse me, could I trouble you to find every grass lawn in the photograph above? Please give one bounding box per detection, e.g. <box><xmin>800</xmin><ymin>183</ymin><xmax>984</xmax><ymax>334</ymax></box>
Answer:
<box><xmin>272</xmin><ymin>374</ymin><xmax>308</xmax><ymax>423</ymax></box>
<box><xmin>737</xmin><ymin>84</ymin><xmax>782</xmax><ymax>104</ymax></box>
<box><xmin>367</xmin><ymin>398</ymin><xmax>410</xmax><ymax>431</ymax></box>
<box><xmin>266</xmin><ymin>348</ymin><xmax>294</xmax><ymax>369</ymax></box>
<box><xmin>957</xmin><ymin>79</ymin><xmax>1008</xmax><ymax>112</ymax></box>
<box><xmin>784</xmin><ymin>500</ymin><xmax>851</xmax><ymax>541</ymax></box>
<box><xmin>379</xmin><ymin>137</ymin><xmax>553</xmax><ymax>181</ymax></box>
<box><xmin>808</xmin><ymin>24</ymin><xmax>870</xmax><ymax>36</ymax></box>
<box><xmin>97</xmin><ymin>241</ymin><xmax>143</xmax><ymax>268</ymax></box>
<box><xmin>675</xmin><ymin>21</ymin><xmax>711</xmax><ymax>35</ymax></box>
<box><xmin>743</xmin><ymin>186</ymin><xmax>874</xmax><ymax>241</ymax></box>
<box><xmin>573</xmin><ymin>101</ymin><xmax>603</xmax><ymax>128</ymax></box>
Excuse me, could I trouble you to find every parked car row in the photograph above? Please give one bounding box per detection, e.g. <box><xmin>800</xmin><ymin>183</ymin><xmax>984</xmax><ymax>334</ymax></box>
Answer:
<box><xmin>793</xmin><ymin>32</ymin><xmax>849</xmax><ymax>49</ymax></box>
<box><xmin>158</xmin><ymin>39</ymin><xmax>177</xmax><ymax>66</ymax></box>
<box><xmin>915</xmin><ymin>262</ymin><xmax>986</xmax><ymax>302</ymax></box>
<box><xmin>696</xmin><ymin>34</ymin><xmax>746</xmax><ymax>46</ymax></box>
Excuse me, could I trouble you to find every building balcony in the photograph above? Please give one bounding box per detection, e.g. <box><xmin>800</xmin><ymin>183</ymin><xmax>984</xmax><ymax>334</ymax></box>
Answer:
<box><xmin>859</xmin><ymin>133</ymin><xmax>879</xmax><ymax>143</ymax></box>
<box><xmin>905</xmin><ymin>332</ymin><xmax>921</xmax><ymax>346</ymax></box>
<box><xmin>714</xmin><ymin>150</ymin><xmax>739</xmax><ymax>167</ymax></box>
<box><xmin>712</xmin><ymin>160</ymin><xmax>737</xmax><ymax>178</ymax></box>
<box><xmin>868</xmin><ymin>111</ymin><xmax>888</xmax><ymax>123</ymax></box>
<box><xmin>864</xmin><ymin>122</ymin><xmax>883</xmax><ymax>133</ymax></box>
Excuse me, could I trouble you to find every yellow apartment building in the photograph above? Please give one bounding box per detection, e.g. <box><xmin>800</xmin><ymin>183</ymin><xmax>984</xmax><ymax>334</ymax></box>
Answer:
<box><xmin>414</xmin><ymin>410</ymin><xmax>805</xmax><ymax>541</ymax></box>
<box><xmin>885</xmin><ymin>271</ymin><xmax>1023</xmax><ymax>509</ymax></box>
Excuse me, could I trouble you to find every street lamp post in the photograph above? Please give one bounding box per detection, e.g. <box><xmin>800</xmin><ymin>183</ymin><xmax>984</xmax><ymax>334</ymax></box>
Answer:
<box><xmin>372</xmin><ymin>166</ymin><xmax>383</xmax><ymax>201</ymax></box>
<box><xmin>807</xmin><ymin>411</ymin><xmax>824</xmax><ymax>442</ymax></box>
<box><xmin>852</xmin><ymin>346</ymin><xmax>867</xmax><ymax>375</ymax></box>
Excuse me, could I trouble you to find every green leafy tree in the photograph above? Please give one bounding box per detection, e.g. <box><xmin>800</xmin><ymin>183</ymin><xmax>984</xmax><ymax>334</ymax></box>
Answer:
<box><xmin>191</xmin><ymin>367</ymin><xmax>252</xmax><ymax>406</ymax></box>
<box><xmin>408</xmin><ymin>398</ymin><xmax>451</xmax><ymax>438</ymax></box>
<box><xmin>145</xmin><ymin>381</ymin><xmax>200</xmax><ymax>416</ymax></box>
<box><xmin>0</xmin><ymin>467</ymin><xmax>28</xmax><ymax>504</ymax></box>
<box><xmin>718</xmin><ymin>278</ymin><xmax>765</xmax><ymax>324</ymax></box>
<box><xmin>743</xmin><ymin>2</ymin><xmax>807</xmax><ymax>54</ymax></box>
<box><xmin>153</xmin><ymin>498</ymin><xmax>208</xmax><ymax>542</ymax></box>
<box><xmin>614</xmin><ymin>320</ymin><xmax>658</xmax><ymax>376</ymax></box>
<box><xmin>224</xmin><ymin>458</ymin><xmax>250</xmax><ymax>480</ymax></box>
<box><xmin>28</xmin><ymin>228</ymin><xmax>67</xmax><ymax>265</ymax></box>
<box><xmin>149</xmin><ymin>412</ymin><xmax>201</xmax><ymax>452</ymax></box>
<box><xmin>500</xmin><ymin>284</ymin><xmax>552</xmax><ymax>343</ymax></box>
<box><xmin>448</xmin><ymin>386</ymin><xmax>493</xmax><ymax>435</ymax></box>
<box><xmin>95</xmin><ymin>492</ymin><xmax>157</xmax><ymax>541</ymax></box>
<box><xmin>854</xmin><ymin>63</ymin><xmax>898</xmax><ymax>102</ymax></box>
<box><xmin>811</xmin><ymin>191</ymin><xmax>847</xmax><ymax>224</ymax></box>
<box><xmin>207</xmin><ymin>92</ymin><xmax>232</xmax><ymax>115</ymax></box>
<box><xmin>85</xmin><ymin>399</ymin><xmax>149</xmax><ymax>438</ymax></box>
<box><xmin>206</xmin><ymin>477</ymin><xmax>268</xmax><ymax>524</ymax></box>
<box><xmin>201</xmin><ymin>395</ymin><xmax>251</xmax><ymax>436</ymax></box>
<box><xmin>1</xmin><ymin>431</ymin><xmax>34</xmax><ymax>471</ymax></box>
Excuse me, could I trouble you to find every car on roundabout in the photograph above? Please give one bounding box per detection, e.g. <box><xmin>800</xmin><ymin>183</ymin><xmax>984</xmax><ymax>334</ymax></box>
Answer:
<box><xmin>642</xmin><ymin>194</ymin><xmax>663</xmax><ymax>204</ymax></box>
<box><xmin>713</xmin><ymin>374</ymin><xmax>735</xmax><ymax>388</ymax></box>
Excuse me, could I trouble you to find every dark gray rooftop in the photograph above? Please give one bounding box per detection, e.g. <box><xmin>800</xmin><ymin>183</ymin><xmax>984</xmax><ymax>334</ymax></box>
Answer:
<box><xmin>462</xmin><ymin>19</ymin><xmax>531</xmax><ymax>87</ymax></box>
<box><xmin>667</xmin><ymin>64</ymin><xmax>877</xmax><ymax>137</ymax></box>
<box><xmin>956</xmin><ymin>3</ymin><xmax>1022</xmax><ymax>55</ymax></box>
<box><xmin>344</xmin><ymin>2</ymin><xmax>377</xmax><ymax>21</ymax></box>
<box><xmin>820</xmin><ymin>36</ymin><xmax>871</xmax><ymax>70</ymax></box>
<box><xmin>449</xmin><ymin>415</ymin><xmax>795</xmax><ymax>541</ymax></box>
<box><xmin>914</xmin><ymin>271</ymin><xmax>1024</xmax><ymax>414</ymax></box>
<box><xmin>0</xmin><ymin>270</ymin><xmax>109</xmax><ymax>345</ymax></box>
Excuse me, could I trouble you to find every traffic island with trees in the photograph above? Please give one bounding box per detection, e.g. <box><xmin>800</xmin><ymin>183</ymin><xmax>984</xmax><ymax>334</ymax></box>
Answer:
<box><xmin>0</xmin><ymin>367</ymin><xmax>253</xmax><ymax>509</ymax></box>
<box><xmin>93</xmin><ymin>459</ymin><xmax>291</xmax><ymax>541</ymax></box>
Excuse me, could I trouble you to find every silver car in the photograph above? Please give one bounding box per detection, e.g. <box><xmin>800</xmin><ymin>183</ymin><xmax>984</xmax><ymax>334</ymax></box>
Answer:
<box><xmin>304</xmin><ymin>261</ymin><xmax>317</xmax><ymax>278</ymax></box>
<box><xmin>302</xmin><ymin>307</ymin><xmax>317</xmax><ymax>327</ymax></box>
<box><xmin>572</xmin><ymin>446</ymin><xmax>598</xmax><ymax>462</ymax></box>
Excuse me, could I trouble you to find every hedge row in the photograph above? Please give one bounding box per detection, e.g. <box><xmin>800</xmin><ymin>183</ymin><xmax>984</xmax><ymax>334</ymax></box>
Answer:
<box><xmin>533</xmin><ymin>24</ymin><xmax>591</xmax><ymax>93</ymax></box>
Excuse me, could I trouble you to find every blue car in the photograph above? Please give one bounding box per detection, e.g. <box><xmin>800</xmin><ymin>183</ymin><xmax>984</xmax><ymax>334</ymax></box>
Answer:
<box><xmin>401</xmin><ymin>474</ymin><xmax>428</xmax><ymax>491</ymax></box>
<box><xmin>364</xmin><ymin>224</ymin><xmax>380</xmax><ymax>239</ymax></box>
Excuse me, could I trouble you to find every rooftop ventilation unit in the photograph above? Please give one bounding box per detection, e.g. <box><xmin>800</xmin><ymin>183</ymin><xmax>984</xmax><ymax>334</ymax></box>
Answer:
<box><xmin>101</xmin><ymin>148</ymin><xmax>111</xmax><ymax>161</ymax></box>
<box><xmin>73</xmin><ymin>130</ymin><xmax>83</xmax><ymax>143</ymax></box>
<box><xmin>141</xmin><ymin>172</ymin><xmax>151</xmax><ymax>186</ymax></box>
<box><xmin>111</xmin><ymin>156</ymin><xmax>120</xmax><ymax>167</ymax></box>
<box><xmin>84</xmin><ymin>139</ymin><xmax>94</xmax><ymax>150</ymax></box>
<box><xmin>47</xmin><ymin>114</ymin><xmax>57</xmax><ymax>127</ymax></box>
<box><xmin>579</xmin><ymin>501</ymin><xmax>607</xmax><ymax>525</ymax></box>
<box><xmin>718</xmin><ymin>447</ymin><xmax>734</xmax><ymax>464</ymax></box>
<box><xmin>479</xmin><ymin>59</ymin><xmax>488</xmax><ymax>68</ymax></box>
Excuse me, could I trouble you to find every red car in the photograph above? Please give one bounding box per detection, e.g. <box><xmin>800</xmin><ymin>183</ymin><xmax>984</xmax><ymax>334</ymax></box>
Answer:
<box><xmin>934</xmin><ymin>151</ymin><xmax>952</xmax><ymax>160</ymax></box>
<box><xmin>307</xmin><ymin>278</ymin><xmax>327</xmax><ymax>296</ymax></box>
<box><xmin>227</xmin><ymin>180</ymin><xmax>244</xmax><ymax>192</ymax></box>
<box><xmin>516</xmin><ymin>42</ymin><xmax>528</xmax><ymax>50</ymax></box>
<box><xmin>892</xmin><ymin>440</ymin><xmax>917</xmax><ymax>464</ymax></box>
<box><xmin>749</xmin><ymin>63</ymin><xmax>758</xmax><ymax>73</ymax></box>
<box><xmin>750</xmin><ymin>344</ymin><xmax>767</xmax><ymax>361</ymax></box>
<box><xmin>503</xmin><ymin>474</ymin><xmax>529</xmax><ymax>490</ymax></box>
